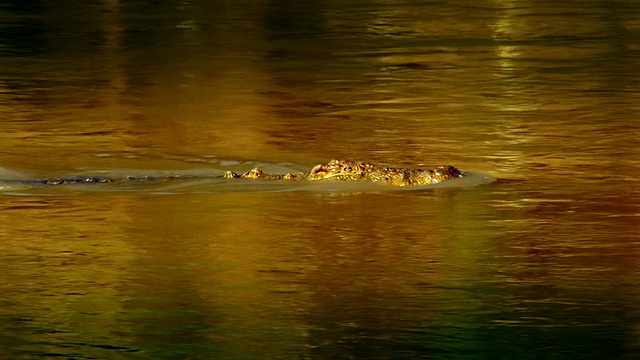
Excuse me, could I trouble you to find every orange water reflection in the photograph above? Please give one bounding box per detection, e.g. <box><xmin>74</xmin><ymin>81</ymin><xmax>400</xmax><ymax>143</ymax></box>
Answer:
<box><xmin>1</xmin><ymin>0</ymin><xmax>639</xmax><ymax>358</ymax></box>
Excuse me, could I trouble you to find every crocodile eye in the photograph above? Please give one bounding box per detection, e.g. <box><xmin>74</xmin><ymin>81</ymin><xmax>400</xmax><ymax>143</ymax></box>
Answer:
<box><xmin>310</xmin><ymin>164</ymin><xmax>323</xmax><ymax>174</ymax></box>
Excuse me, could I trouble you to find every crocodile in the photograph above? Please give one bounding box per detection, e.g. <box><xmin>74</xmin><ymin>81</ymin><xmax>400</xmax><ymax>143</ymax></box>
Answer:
<box><xmin>8</xmin><ymin>159</ymin><xmax>464</xmax><ymax>188</ymax></box>
<box><xmin>224</xmin><ymin>159</ymin><xmax>463</xmax><ymax>187</ymax></box>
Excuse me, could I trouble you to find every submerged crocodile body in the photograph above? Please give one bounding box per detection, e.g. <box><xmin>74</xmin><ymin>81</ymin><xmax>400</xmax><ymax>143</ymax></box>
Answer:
<box><xmin>16</xmin><ymin>159</ymin><xmax>464</xmax><ymax>188</ymax></box>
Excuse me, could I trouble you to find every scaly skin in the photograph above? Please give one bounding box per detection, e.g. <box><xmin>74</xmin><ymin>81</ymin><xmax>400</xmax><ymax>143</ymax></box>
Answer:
<box><xmin>10</xmin><ymin>160</ymin><xmax>463</xmax><ymax>187</ymax></box>
<box><xmin>225</xmin><ymin>159</ymin><xmax>464</xmax><ymax>187</ymax></box>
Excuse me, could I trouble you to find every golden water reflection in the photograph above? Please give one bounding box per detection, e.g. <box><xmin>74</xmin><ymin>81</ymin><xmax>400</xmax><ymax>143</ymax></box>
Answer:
<box><xmin>1</xmin><ymin>182</ymin><xmax>638</xmax><ymax>357</ymax></box>
<box><xmin>1</xmin><ymin>0</ymin><xmax>639</xmax><ymax>358</ymax></box>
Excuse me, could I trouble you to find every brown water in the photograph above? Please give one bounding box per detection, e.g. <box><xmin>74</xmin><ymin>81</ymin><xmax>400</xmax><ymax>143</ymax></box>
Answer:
<box><xmin>1</xmin><ymin>1</ymin><xmax>640</xmax><ymax>359</ymax></box>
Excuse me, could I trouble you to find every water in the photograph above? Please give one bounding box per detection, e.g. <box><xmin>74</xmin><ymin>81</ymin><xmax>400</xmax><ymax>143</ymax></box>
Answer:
<box><xmin>1</xmin><ymin>1</ymin><xmax>639</xmax><ymax>358</ymax></box>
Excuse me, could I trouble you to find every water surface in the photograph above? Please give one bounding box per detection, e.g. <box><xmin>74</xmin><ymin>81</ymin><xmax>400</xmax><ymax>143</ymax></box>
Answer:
<box><xmin>1</xmin><ymin>1</ymin><xmax>639</xmax><ymax>359</ymax></box>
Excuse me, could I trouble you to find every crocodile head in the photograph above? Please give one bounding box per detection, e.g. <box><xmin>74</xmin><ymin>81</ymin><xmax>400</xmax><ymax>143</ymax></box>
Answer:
<box><xmin>412</xmin><ymin>165</ymin><xmax>464</xmax><ymax>186</ymax></box>
<box><xmin>307</xmin><ymin>160</ymin><xmax>464</xmax><ymax>186</ymax></box>
<box><xmin>307</xmin><ymin>159</ymin><xmax>370</xmax><ymax>182</ymax></box>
